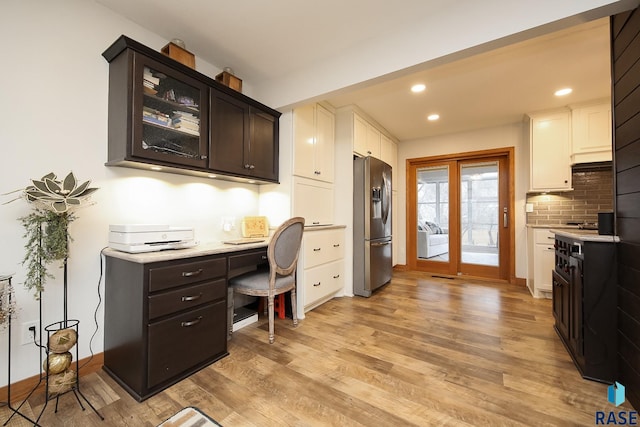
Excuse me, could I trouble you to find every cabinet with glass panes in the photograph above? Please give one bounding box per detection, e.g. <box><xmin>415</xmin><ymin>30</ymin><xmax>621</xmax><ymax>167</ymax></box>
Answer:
<box><xmin>102</xmin><ymin>36</ymin><xmax>280</xmax><ymax>183</ymax></box>
<box><xmin>137</xmin><ymin>59</ymin><xmax>209</xmax><ymax>168</ymax></box>
<box><xmin>104</xmin><ymin>46</ymin><xmax>208</xmax><ymax>170</ymax></box>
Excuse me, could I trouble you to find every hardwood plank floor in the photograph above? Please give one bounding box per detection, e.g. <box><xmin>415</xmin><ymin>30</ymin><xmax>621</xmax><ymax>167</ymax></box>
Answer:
<box><xmin>1</xmin><ymin>270</ymin><xmax>632</xmax><ymax>426</ymax></box>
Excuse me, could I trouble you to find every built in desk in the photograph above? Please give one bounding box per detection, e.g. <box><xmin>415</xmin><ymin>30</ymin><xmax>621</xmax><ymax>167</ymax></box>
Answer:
<box><xmin>102</xmin><ymin>241</ymin><xmax>268</xmax><ymax>401</ymax></box>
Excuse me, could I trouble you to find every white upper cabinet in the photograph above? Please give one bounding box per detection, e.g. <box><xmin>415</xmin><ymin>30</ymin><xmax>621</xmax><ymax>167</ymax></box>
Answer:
<box><xmin>527</xmin><ymin>109</ymin><xmax>572</xmax><ymax>192</ymax></box>
<box><xmin>571</xmin><ymin>100</ymin><xmax>612</xmax><ymax>164</ymax></box>
<box><xmin>380</xmin><ymin>133</ymin><xmax>397</xmax><ymax>171</ymax></box>
<box><xmin>366</xmin><ymin>123</ymin><xmax>381</xmax><ymax>158</ymax></box>
<box><xmin>293</xmin><ymin>103</ymin><xmax>335</xmax><ymax>183</ymax></box>
<box><xmin>293</xmin><ymin>177</ymin><xmax>334</xmax><ymax>226</ymax></box>
<box><xmin>353</xmin><ymin>113</ymin><xmax>369</xmax><ymax>157</ymax></box>
<box><xmin>353</xmin><ymin>112</ymin><xmax>383</xmax><ymax>158</ymax></box>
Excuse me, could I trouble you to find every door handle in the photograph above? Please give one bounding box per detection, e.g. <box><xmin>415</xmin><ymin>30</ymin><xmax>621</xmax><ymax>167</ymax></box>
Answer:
<box><xmin>371</xmin><ymin>241</ymin><xmax>391</xmax><ymax>247</ymax></box>
<box><xmin>503</xmin><ymin>207</ymin><xmax>508</xmax><ymax>228</ymax></box>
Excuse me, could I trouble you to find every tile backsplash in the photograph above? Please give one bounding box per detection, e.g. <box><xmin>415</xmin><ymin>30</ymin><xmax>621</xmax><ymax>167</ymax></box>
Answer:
<box><xmin>526</xmin><ymin>166</ymin><xmax>613</xmax><ymax>226</ymax></box>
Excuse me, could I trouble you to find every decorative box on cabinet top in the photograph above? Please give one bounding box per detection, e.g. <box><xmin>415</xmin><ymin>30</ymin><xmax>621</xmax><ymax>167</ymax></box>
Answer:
<box><xmin>161</xmin><ymin>41</ymin><xmax>195</xmax><ymax>68</ymax></box>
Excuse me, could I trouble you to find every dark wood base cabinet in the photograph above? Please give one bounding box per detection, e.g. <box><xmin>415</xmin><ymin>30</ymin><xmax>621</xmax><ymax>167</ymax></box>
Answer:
<box><xmin>552</xmin><ymin>236</ymin><xmax>617</xmax><ymax>383</ymax></box>
<box><xmin>103</xmin><ymin>254</ymin><xmax>229</xmax><ymax>401</ymax></box>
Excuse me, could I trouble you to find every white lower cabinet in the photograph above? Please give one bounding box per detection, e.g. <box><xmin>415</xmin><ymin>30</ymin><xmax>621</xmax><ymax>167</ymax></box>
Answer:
<box><xmin>297</xmin><ymin>227</ymin><xmax>345</xmax><ymax>317</ymax></box>
<box><xmin>303</xmin><ymin>260</ymin><xmax>344</xmax><ymax>309</ymax></box>
<box><xmin>527</xmin><ymin>228</ymin><xmax>556</xmax><ymax>298</ymax></box>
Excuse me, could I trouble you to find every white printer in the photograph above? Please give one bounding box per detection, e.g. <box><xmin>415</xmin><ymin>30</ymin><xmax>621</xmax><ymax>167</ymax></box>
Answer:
<box><xmin>109</xmin><ymin>224</ymin><xmax>197</xmax><ymax>253</ymax></box>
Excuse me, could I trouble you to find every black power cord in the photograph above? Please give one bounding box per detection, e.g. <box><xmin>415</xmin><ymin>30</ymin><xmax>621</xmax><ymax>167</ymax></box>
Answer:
<box><xmin>79</xmin><ymin>246</ymin><xmax>107</xmax><ymax>370</ymax></box>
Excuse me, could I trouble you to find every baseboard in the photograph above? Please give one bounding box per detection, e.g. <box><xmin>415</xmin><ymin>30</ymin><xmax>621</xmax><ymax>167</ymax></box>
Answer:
<box><xmin>514</xmin><ymin>277</ymin><xmax>526</xmax><ymax>287</ymax></box>
<box><xmin>393</xmin><ymin>264</ymin><xmax>409</xmax><ymax>271</ymax></box>
<box><xmin>0</xmin><ymin>352</ymin><xmax>104</xmax><ymax>404</ymax></box>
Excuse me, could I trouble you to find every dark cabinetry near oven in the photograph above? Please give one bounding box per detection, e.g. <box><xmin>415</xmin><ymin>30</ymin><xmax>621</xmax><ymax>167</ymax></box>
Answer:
<box><xmin>552</xmin><ymin>234</ymin><xmax>617</xmax><ymax>383</ymax></box>
<box><xmin>102</xmin><ymin>35</ymin><xmax>280</xmax><ymax>183</ymax></box>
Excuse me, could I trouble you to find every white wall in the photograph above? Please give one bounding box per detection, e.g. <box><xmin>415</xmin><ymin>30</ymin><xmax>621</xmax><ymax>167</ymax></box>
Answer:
<box><xmin>0</xmin><ymin>0</ymin><xmax>264</xmax><ymax>384</ymax></box>
<box><xmin>396</xmin><ymin>123</ymin><xmax>529</xmax><ymax>279</ymax></box>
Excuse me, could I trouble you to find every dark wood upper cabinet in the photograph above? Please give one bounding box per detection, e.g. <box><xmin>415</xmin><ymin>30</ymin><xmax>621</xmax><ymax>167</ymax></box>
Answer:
<box><xmin>103</xmin><ymin>35</ymin><xmax>281</xmax><ymax>184</ymax></box>
<box><xmin>209</xmin><ymin>90</ymin><xmax>279</xmax><ymax>181</ymax></box>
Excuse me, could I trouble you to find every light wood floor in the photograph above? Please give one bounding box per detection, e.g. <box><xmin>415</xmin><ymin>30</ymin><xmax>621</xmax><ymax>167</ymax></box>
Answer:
<box><xmin>1</xmin><ymin>270</ymin><xmax>631</xmax><ymax>426</ymax></box>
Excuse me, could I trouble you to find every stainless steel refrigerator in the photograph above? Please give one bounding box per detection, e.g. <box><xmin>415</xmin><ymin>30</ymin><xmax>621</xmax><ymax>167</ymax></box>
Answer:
<box><xmin>353</xmin><ymin>156</ymin><xmax>392</xmax><ymax>297</ymax></box>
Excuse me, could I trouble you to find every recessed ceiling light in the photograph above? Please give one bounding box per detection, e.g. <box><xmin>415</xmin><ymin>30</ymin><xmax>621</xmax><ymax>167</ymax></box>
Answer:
<box><xmin>411</xmin><ymin>84</ymin><xmax>426</xmax><ymax>93</ymax></box>
<box><xmin>554</xmin><ymin>88</ymin><xmax>573</xmax><ymax>96</ymax></box>
<box><xmin>150</xmin><ymin>166</ymin><xmax>162</xmax><ymax>171</ymax></box>
<box><xmin>248</xmin><ymin>180</ymin><xmax>256</xmax><ymax>184</ymax></box>
<box><xmin>208</xmin><ymin>174</ymin><xmax>217</xmax><ymax>178</ymax></box>
<box><xmin>427</xmin><ymin>114</ymin><xmax>440</xmax><ymax>121</ymax></box>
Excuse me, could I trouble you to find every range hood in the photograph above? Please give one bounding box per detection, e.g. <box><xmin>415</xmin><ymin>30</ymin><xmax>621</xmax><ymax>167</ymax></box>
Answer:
<box><xmin>572</xmin><ymin>161</ymin><xmax>612</xmax><ymax>172</ymax></box>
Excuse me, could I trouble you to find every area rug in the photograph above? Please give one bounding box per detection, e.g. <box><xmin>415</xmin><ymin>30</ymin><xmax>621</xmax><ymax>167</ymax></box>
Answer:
<box><xmin>157</xmin><ymin>406</ymin><xmax>222</xmax><ymax>427</ymax></box>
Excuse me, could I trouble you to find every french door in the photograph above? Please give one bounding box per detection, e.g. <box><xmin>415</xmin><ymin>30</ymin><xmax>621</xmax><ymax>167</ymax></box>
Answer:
<box><xmin>407</xmin><ymin>148</ymin><xmax>513</xmax><ymax>281</ymax></box>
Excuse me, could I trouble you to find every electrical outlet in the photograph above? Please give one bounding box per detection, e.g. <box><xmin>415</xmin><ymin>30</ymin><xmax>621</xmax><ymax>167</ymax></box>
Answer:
<box><xmin>21</xmin><ymin>321</ymin><xmax>40</xmax><ymax>346</ymax></box>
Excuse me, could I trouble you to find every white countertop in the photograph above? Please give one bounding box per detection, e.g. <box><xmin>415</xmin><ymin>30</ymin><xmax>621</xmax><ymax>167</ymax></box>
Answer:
<box><xmin>550</xmin><ymin>228</ymin><xmax>620</xmax><ymax>243</ymax></box>
<box><xmin>304</xmin><ymin>224</ymin><xmax>347</xmax><ymax>231</ymax></box>
<box><xmin>526</xmin><ymin>224</ymin><xmax>581</xmax><ymax>229</ymax></box>
<box><xmin>103</xmin><ymin>240</ymin><xmax>269</xmax><ymax>263</ymax></box>
<box><xmin>103</xmin><ymin>223</ymin><xmax>348</xmax><ymax>263</ymax></box>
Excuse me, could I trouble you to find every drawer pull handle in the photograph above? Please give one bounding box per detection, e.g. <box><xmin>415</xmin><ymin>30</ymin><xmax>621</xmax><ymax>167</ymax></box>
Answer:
<box><xmin>333</xmin><ymin>274</ymin><xmax>340</xmax><ymax>279</ymax></box>
<box><xmin>312</xmin><ymin>222</ymin><xmax>320</xmax><ymax>225</ymax></box>
<box><xmin>333</xmin><ymin>244</ymin><xmax>340</xmax><ymax>247</ymax></box>
<box><xmin>313</xmin><ymin>282</ymin><xmax>321</xmax><ymax>287</ymax></box>
<box><xmin>182</xmin><ymin>269</ymin><xmax>203</xmax><ymax>277</ymax></box>
<box><xmin>181</xmin><ymin>316</ymin><xmax>203</xmax><ymax>327</ymax></box>
<box><xmin>313</xmin><ymin>248</ymin><xmax>321</xmax><ymax>252</ymax></box>
<box><xmin>181</xmin><ymin>293</ymin><xmax>202</xmax><ymax>302</ymax></box>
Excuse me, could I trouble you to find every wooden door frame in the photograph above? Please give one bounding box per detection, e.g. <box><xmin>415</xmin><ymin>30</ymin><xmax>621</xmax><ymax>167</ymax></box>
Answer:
<box><xmin>406</xmin><ymin>147</ymin><xmax>516</xmax><ymax>283</ymax></box>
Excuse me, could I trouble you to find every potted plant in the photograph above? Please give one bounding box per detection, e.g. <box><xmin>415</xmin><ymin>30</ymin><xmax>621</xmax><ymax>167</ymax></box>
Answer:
<box><xmin>0</xmin><ymin>274</ymin><xmax>16</xmax><ymax>328</ymax></box>
<box><xmin>4</xmin><ymin>172</ymin><xmax>98</xmax><ymax>299</ymax></box>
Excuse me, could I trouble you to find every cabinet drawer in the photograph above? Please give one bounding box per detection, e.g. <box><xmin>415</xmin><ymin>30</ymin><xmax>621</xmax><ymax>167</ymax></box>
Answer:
<box><xmin>304</xmin><ymin>230</ymin><xmax>344</xmax><ymax>268</ymax></box>
<box><xmin>303</xmin><ymin>260</ymin><xmax>344</xmax><ymax>307</ymax></box>
<box><xmin>148</xmin><ymin>301</ymin><xmax>226</xmax><ymax>388</ymax></box>
<box><xmin>228</xmin><ymin>249</ymin><xmax>268</xmax><ymax>271</ymax></box>
<box><xmin>148</xmin><ymin>278</ymin><xmax>226</xmax><ymax>320</ymax></box>
<box><xmin>149</xmin><ymin>257</ymin><xmax>226</xmax><ymax>292</ymax></box>
<box><xmin>533</xmin><ymin>229</ymin><xmax>555</xmax><ymax>245</ymax></box>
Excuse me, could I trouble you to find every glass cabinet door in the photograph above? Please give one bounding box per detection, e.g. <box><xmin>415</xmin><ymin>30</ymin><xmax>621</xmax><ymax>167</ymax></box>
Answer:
<box><xmin>133</xmin><ymin>54</ymin><xmax>208</xmax><ymax>168</ymax></box>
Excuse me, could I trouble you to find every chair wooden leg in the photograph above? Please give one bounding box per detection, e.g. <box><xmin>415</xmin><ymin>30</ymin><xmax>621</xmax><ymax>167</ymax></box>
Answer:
<box><xmin>291</xmin><ymin>287</ymin><xmax>298</xmax><ymax>326</ymax></box>
<box><xmin>267</xmin><ymin>295</ymin><xmax>275</xmax><ymax>344</ymax></box>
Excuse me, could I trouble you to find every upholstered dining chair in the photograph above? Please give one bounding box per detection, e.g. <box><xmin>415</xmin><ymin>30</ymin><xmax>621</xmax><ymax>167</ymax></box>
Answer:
<box><xmin>228</xmin><ymin>217</ymin><xmax>305</xmax><ymax>344</ymax></box>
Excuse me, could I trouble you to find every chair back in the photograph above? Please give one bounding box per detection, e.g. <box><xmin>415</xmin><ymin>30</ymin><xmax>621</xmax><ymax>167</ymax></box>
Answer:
<box><xmin>268</xmin><ymin>217</ymin><xmax>305</xmax><ymax>277</ymax></box>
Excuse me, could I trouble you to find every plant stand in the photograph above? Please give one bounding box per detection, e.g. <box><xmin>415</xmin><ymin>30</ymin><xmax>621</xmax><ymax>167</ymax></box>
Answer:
<box><xmin>2</xmin><ymin>268</ymin><xmax>104</xmax><ymax>426</ymax></box>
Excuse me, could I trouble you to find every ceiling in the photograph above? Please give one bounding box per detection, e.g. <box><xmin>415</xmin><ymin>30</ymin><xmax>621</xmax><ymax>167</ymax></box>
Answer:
<box><xmin>95</xmin><ymin>0</ymin><xmax>612</xmax><ymax>142</ymax></box>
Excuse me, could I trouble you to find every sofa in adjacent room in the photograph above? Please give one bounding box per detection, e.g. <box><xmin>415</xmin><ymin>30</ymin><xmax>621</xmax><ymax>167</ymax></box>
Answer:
<box><xmin>417</xmin><ymin>221</ymin><xmax>449</xmax><ymax>259</ymax></box>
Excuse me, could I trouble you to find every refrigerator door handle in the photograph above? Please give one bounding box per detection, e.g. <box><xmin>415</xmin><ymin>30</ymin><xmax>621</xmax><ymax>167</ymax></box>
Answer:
<box><xmin>381</xmin><ymin>173</ymin><xmax>391</xmax><ymax>225</ymax></box>
<box><xmin>371</xmin><ymin>241</ymin><xmax>391</xmax><ymax>247</ymax></box>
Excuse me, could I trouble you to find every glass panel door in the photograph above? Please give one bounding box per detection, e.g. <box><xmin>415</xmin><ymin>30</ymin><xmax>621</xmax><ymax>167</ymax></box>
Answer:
<box><xmin>133</xmin><ymin>54</ymin><xmax>209</xmax><ymax>168</ymax></box>
<box><xmin>409</xmin><ymin>150</ymin><xmax>511</xmax><ymax>281</ymax></box>
<box><xmin>459</xmin><ymin>162</ymin><xmax>499</xmax><ymax>266</ymax></box>
<box><xmin>416</xmin><ymin>165</ymin><xmax>449</xmax><ymax>262</ymax></box>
